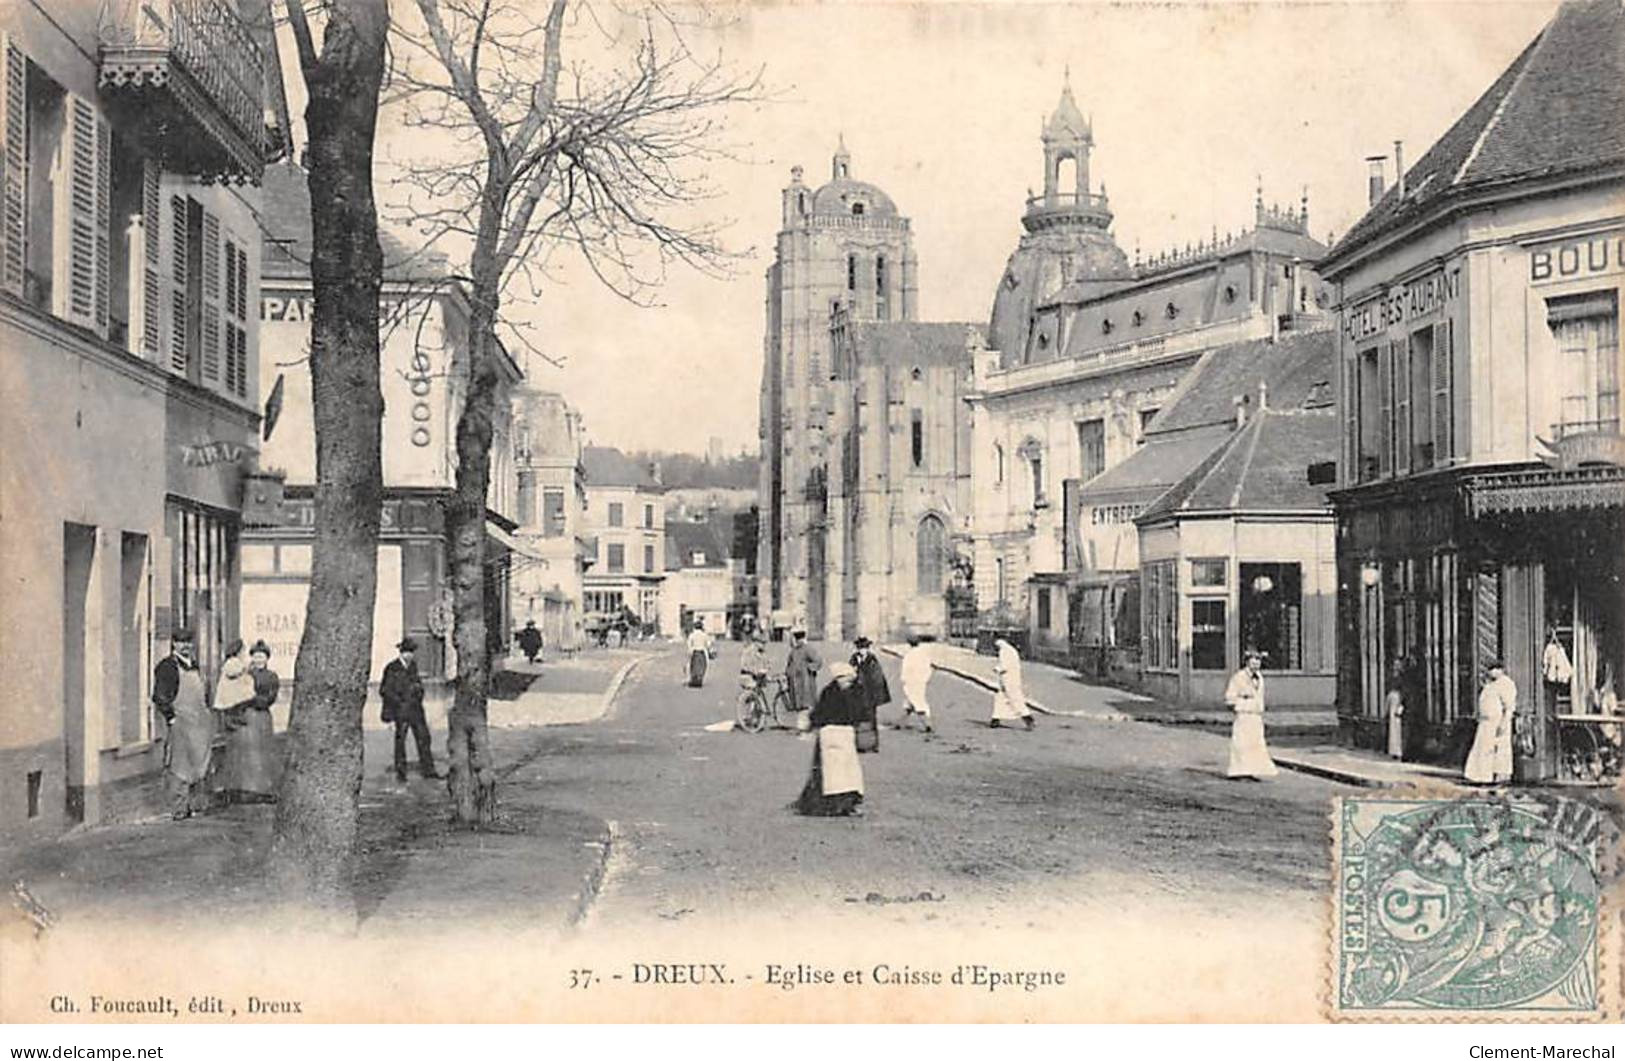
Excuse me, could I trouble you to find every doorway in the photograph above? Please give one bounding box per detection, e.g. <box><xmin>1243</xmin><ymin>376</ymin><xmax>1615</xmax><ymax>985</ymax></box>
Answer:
<box><xmin>62</xmin><ymin>523</ymin><xmax>96</xmax><ymax>822</ymax></box>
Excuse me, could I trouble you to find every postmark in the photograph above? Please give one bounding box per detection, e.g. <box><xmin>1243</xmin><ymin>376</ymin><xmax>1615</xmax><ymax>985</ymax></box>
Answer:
<box><xmin>1331</xmin><ymin>792</ymin><xmax>1616</xmax><ymax>1021</ymax></box>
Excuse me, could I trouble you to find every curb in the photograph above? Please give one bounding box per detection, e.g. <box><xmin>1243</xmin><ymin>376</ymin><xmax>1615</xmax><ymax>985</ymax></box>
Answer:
<box><xmin>596</xmin><ymin>652</ymin><xmax>658</xmax><ymax>722</ymax></box>
<box><xmin>880</xmin><ymin>645</ymin><xmax>1130</xmax><ymax>722</ymax></box>
<box><xmin>565</xmin><ymin>818</ymin><xmax>618</xmax><ymax>930</ymax></box>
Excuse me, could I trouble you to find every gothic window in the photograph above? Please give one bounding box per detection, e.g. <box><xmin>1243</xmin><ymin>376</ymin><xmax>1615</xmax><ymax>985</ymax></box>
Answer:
<box><xmin>911</xmin><ymin>409</ymin><xmax>924</xmax><ymax>468</ymax></box>
<box><xmin>916</xmin><ymin>514</ymin><xmax>946</xmax><ymax>596</ymax></box>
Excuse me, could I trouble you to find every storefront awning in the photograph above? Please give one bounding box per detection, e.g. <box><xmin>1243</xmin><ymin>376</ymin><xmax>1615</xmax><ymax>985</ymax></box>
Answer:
<box><xmin>1463</xmin><ymin>465</ymin><xmax>1625</xmax><ymax>518</ymax></box>
<box><xmin>485</xmin><ymin>520</ymin><xmax>549</xmax><ymax>563</ymax></box>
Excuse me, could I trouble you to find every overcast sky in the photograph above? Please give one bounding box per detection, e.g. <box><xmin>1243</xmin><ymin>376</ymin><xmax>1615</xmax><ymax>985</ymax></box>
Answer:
<box><xmin>286</xmin><ymin>1</ymin><xmax>1558</xmax><ymax>457</ymax></box>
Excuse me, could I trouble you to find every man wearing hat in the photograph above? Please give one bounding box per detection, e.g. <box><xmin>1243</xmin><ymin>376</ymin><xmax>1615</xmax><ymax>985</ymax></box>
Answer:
<box><xmin>152</xmin><ymin>628</ymin><xmax>212</xmax><ymax>819</ymax></box>
<box><xmin>850</xmin><ymin>637</ymin><xmax>890</xmax><ymax>753</ymax></box>
<box><xmin>381</xmin><ymin>637</ymin><xmax>441</xmax><ymax>782</ymax></box>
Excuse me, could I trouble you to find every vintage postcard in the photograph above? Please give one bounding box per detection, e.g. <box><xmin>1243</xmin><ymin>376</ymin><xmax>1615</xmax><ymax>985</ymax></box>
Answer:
<box><xmin>2</xmin><ymin>0</ymin><xmax>1622</xmax><ymax>1026</ymax></box>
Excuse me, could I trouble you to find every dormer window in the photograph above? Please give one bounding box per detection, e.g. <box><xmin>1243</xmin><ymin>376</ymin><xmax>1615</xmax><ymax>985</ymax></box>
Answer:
<box><xmin>1224</xmin><ymin>285</ymin><xmax>1237</xmax><ymax>304</ymax></box>
<box><xmin>1166</xmin><ymin>302</ymin><xmax>1180</xmax><ymax>319</ymax></box>
<box><xmin>1132</xmin><ymin>310</ymin><xmax>1144</xmax><ymax>327</ymax></box>
<box><xmin>851</xmin><ymin>202</ymin><xmax>865</xmax><ymax>216</ymax></box>
<box><xmin>1102</xmin><ymin>319</ymin><xmax>1114</xmax><ymax>335</ymax></box>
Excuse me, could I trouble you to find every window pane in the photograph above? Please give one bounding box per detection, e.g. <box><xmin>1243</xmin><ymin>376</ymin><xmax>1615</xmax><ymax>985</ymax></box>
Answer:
<box><xmin>1191</xmin><ymin>559</ymin><xmax>1226</xmax><ymax>587</ymax></box>
<box><xmin>607</xmin><ymin>544</ymin><xmax>624</xmax><ymax>572</ymax></box>
<box><xmin>608</xmin><ymin>502</ymin><xmax>623</xmax><ymax>527</ymax></box>
<box><xmin>1191</xmin><ymin>599</ymin><xmax>1226</xmax><ymax>671</ymax></box>
<box><xmin>279</xmin><ymin>544</ymin><xmax>311</xmax><ymax>575</ymax></box>
<box><xmin>1240</xmin><ymin>562</ymin><xmax>1302</xmax><ymax>670</ymax></box>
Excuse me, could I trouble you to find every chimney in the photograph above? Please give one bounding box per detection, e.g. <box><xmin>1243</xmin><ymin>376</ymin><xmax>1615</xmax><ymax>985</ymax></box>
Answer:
<box><xmin>1394</xmin><ymin>140</ymin><xmax>1406</xmax><ymax>198</ymax></box>
<box><xmin>1365</xmin><ymin>156</ymin><xmax>1387</xmax><ymax>206</ymax></box>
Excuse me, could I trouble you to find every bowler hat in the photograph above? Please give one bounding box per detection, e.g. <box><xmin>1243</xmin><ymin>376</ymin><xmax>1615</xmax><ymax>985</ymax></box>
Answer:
<box><xmin>172</xmin><ymin>627</ymin><xmax>195</xmax><ymax>643</ymax></box>
<box><xmin>397</xmin><ymin>637</ymin><xmax>419</xmax><ymax>652</ymax></box>
<box><xmin>854</xmin><ymin>636</ymin><xmax>873</xmax><ymax>649</ymax></box>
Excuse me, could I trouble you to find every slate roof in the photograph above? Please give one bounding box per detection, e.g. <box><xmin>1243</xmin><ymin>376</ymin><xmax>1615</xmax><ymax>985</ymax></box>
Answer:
<box><xmin>582</xmin><ymin>446</ymin><xmax>661</xmax><ymax>490</ymax></box>
<box><xmin>665</xmin><ymin>517</ymin><xmax>730</xmax><ymax>569</ymax></box>
<box><xmin>261</xmin><ymin>162</ymin><xmax>451</xmax><ymax>282</ymax></box>
<box><xmin>1326</xmin><ymin>0</ymin><xmax>1625</xmax><ymax>268</ymax></box>
<box><xmin>1076</xmin><ymin>327</ymin><xmax>1336</xmax><ymax>503</ymax></box>
<box><xmin>1137</xmin><ymin>409</ymin><xmax>1339</xmax><ymax>523</ymax></box>
<box><xmin>1146</xmin><ymin>329</ymin><xmax>1336</xmax><ymax>435</ymax></box>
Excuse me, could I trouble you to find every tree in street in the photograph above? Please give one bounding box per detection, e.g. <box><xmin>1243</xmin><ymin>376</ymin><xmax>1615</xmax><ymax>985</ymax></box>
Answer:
<box><xmin>267</xmin><ymin>0</ymin><xmax>391</xmax><ymax>904</ymax></box>
<box><xmin>389</xmin><ymin>0</ymin><xmax>761</xmax><ymax>825</ymax></box>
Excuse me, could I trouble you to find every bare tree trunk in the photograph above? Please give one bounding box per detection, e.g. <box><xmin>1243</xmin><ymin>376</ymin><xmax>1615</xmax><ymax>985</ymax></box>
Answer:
<box><xmin>268</xmin><ymin>0</ymin><xmax>390</xmax><ymax>903</ymax></box>
<box><xmin>446</xmin><ymin>282</ymin><xmax>503</xmax><ymax>826</ymax></box>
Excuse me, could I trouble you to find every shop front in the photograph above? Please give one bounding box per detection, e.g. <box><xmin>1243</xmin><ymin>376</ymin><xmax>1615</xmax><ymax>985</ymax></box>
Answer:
<box><xmin>1335</xmin><ymin>463</ymin><xmax>1625</xmax><ymax>784</ymax></box>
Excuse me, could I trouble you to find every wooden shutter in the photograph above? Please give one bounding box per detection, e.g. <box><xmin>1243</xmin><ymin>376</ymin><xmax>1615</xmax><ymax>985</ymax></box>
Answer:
<box><xmin>1378</xmin><ymin>339</ymin><xmax>1393</xmax><ymax>477</ymax></box>
<box><xmin>1343</xmin><ymin>354</ymin><xmax>1358</xmax><ymax>483</ymax></box>
<box><xmin>168</xmin><ymin>194</ymin><xmax>189</xmax><ymax>374</ymax></box>
<box><xmin>233</xmin><ymin>234</ymin><xmax>251</xmax><ymax>398</ymax></box>
<box><xmin>55</xmin><ymin>94</ymin><xmax>104</xmax><ymax>334</ymax></box>
<box><xmin>0</xmin><ymin>34</ymin><xmax>24</xmax><ymax>299</ymax></box>
<box><xmin>1395</xmin><ymin>335</ymin><xmax>1412</xmax><ymax>476</ymax></box>
<box><xmin>1433</xmin><ymin>320</ymin><xmax>1453</xmax><ymax>463</ymax></box>
<box><xmin>94</xmin><ymin>112</ymin><xmax>110</xmax><ymax>336</ymax></box>
<box><xmin>200</xmin><ymin>208</ymin><xmax>221</xmax><ymax>386</ymax></box>
<box><xmin>136</xmin><ymin>160</ymin><xmax>163</xmax><ymax>359</ymax></box>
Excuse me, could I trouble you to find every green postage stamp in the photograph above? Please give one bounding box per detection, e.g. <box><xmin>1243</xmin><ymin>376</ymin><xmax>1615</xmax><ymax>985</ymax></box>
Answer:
<box><xmin>1332</xmin><ymin>794</ymin><xmax>1617</xmax><ymax>1020</ymax></box>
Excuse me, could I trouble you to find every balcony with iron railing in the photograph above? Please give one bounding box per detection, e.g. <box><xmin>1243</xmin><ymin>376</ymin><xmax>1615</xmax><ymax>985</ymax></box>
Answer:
<box><xmin>1023</xmin><ymin>190</ymin><xmax>1113</xmax><ymax>232</ymax></box>
<box><xmin>98</xmin><ymin>0</ymin><xmax>270</xmax><ymax>180</ymax></box>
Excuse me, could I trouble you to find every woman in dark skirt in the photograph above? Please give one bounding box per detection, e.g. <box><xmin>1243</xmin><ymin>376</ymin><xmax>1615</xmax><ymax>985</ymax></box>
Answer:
<box><xmin>796</xmin><ymin>663</ymin><xmax>866</xmax><ymax>817</ymax></box>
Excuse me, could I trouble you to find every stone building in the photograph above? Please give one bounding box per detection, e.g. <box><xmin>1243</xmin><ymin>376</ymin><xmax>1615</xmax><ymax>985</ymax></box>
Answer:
<box><xmin>0</xmin><ymin>1</ymin><xmax>287</xmax><ymax>829</ymax></box>
<box><xmin>757</xmin><ymin>139</ymin><xmax>919</xmax><ymax>634</ymax></box>
<box><xmin>511</xmin><ymin>387</ymin><xmax>591</xmax><ymax>651</ymax></box>
<box><xmin>581</xmin><ymin>446</ymin><xmax>666</xmax><ymax>632</ymax></box>
<box><xmin>1323</xmin><ymin>0</ymin><xmax>1625</xmax><ymax>782</ymax></box>
<box><xmin>820</xmin><ymin>312</ymin><xmax>980</xmax><ymax>640</ymax></box>
<box><xmin>968</xmin><ymin>80</ymin><xmax>1330</xmax><ymax>664</ymax></box>
<box><xmin>242</xmin><ymin>162</ymin><xmax>526</xmax><ymax>693</ymax></box>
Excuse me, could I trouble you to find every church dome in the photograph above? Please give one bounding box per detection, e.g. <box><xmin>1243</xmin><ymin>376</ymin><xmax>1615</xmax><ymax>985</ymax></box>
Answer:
<box><xmin>807</xmin><ymin>136</ymin><xmax>899</xmax><ymax>219</ymax></box>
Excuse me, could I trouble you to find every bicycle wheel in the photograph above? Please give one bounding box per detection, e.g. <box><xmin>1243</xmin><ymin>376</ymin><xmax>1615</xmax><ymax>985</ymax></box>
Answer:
<box><xmin>737</xmin><ymin>690</ymin><xmax>768</xmax><ymax>733</ymax></box>
<box><xmin>771</xmin><ymin>687</ymin><xmax>794</xmax><ymax>729</ymax></box>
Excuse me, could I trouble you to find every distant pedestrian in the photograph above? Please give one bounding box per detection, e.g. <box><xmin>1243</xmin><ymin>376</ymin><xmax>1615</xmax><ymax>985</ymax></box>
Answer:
<box><xmin>381</xmin><ymin>637</ymin><xmax>440</xmax><ymax>782</ymax></box>
<box><xmin>1464</xmin><ymin>660</ymin><xmax>1517</xmax><ymax>785</ymax></box>
<box><xmin>989</xmin><ymin>638</ymin><xmax>1034</xmax><ymax>730</ymax></box>
<box><xmin>222</xmin><ymin>640</ymin><xmax>281</xmax><ymax>803</ymax></box>
<box><xmin>795</xmin><ymin>663</ymin><xmax>866</xmax><ymax>817</ymax></box>
<box><xmin>517</xmin><ymin>620</ymin><xmax>543</xmax><ymax>665</ymax></box>
<box><xmin>784</xmin><ymin>626</ymin><xmax>821</xmax><ymax>733</ymax></box>
<box><xmin>686</xmin><ymin>625</ymin><xmax>711</xmax><ymax>687</ymax></box>
<box><xmin>850</xmin><ymin>637</ymin><xmax>890</xmax><ymax>752</ymax></box>
<box><xmin>898</xmin><ymin>634</ymin><xmax>935</xmax><ymax>733</ymax></box>
<box><xmin>152</xmin><ymin>628</ymin><xmax>211</xmax><ymax>820</ymax></box>
<box><xmin>1224</xmin><ymin>649</ymin><xmax>1278</xmax><ymax>780</ymax></box>
<box><xmin>1384</xmin><ymin>657</ymin><xmax>1407</xmax><ymax>761</ymax></box>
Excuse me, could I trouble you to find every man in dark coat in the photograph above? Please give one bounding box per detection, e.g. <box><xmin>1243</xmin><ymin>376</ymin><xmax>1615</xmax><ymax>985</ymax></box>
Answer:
<box><xmin>381</xmin><ymin>637</ymin><xmax>440</xmax><ymax>782</ymax></box>
<box><xmin>517</xmin><ymin>620</ymin><xmax>543</xmax><ymax>665</ymax></box>
<box><xmin>850</xmin><ymin>637</ymin><xmax>890</xmax><ymax>753</ymax></box>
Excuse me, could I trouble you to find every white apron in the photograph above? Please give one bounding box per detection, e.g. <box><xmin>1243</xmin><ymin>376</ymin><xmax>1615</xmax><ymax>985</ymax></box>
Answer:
<box><xmin>818</xmin><ymin>725</ymin><xmax>864</xmax><ymax>796</ymax></box>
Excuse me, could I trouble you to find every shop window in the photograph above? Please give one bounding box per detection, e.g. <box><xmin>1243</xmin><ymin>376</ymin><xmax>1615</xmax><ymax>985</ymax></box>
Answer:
<box><xmin>1191</xmin><ymin>599</ymin><xmax>1227</xmax><ymax>671</ymax></box>
<box><xmin>1548</xmin><ymin>291</ymin><xmax>1620</xmax><ymax>437</ymax></box>
<box><xmin>542</xmin><ymin>489</ymin><xmax>566</xmax><ymax>537</ymax></box>
<box><xmin>606</xmin><ymin>543</ymin><xmax>625</xmax><ymax>573</ymax></box>
<box><xmin>1142</xmin><ymin>560</ymin><xmax>1177</xmax><ymax>670</ymax></box>
<box><xmin>1240</xmin><ymin>562</ymin><xmax>1302</xmax><ymax>670</ymax></box>
<box><xmin>1191</xmin><ymin>558</ymin><xmax>1226</xmax><ymax>588</ymax></box>
<box><xmin>1076</xmin><ymin>418</ymin><xmax>1105</xmax><ymax>481</ymax></box>
<box><xmin>608</xmin><ymin>502</ymin><xmax>623</xmax><ymax>528</ymax></box>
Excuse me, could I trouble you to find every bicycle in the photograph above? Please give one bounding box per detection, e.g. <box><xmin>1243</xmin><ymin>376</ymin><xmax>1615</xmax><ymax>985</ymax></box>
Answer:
<box><xmin>737</xmin><ymin>673</ymin><xmax>793</xmax><ymax>733</ymax></box>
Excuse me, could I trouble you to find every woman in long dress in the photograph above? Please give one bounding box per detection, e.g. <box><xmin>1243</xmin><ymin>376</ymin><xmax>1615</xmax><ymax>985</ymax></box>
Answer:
<box><xmin>1464</xmin><ymin>660</ymin><xmax>1517</xmax><ymax>784</ymax></box>
<box><xmin>1384</xmin><ymin>657</ymin><xmax>1406</xmax><ymax>760</ymax></box>
<box><xmin>222</xmin><ymin>640</ymin><xmax>282</xmax><ymax>803</ymax></box>
<box><xmin>1225</xmin><ymin>649</ymin><xmax>1278</xmax><ymax>779</ymax></box>
<box><xmin>795</xmin><ymin>663</ymin><xmax>865</xmax><ymax>817</ymax></box>
<box><xmin>989</xmin><ymin>638</ymin><xmax>1034</xmax><ymax>730</ymax></box>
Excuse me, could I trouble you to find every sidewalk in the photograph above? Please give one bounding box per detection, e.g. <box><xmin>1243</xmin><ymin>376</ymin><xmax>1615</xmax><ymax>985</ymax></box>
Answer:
<box><xmin>884</xmin><ymin>641</ymin><xmax>1462</xmax><ymax>791</ymax></box>
<box><xmin>0</xmin><ymin>646</ymin><xmax>662</xmax><ymax>934</ymax></box>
